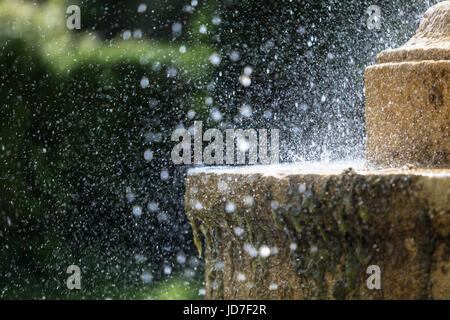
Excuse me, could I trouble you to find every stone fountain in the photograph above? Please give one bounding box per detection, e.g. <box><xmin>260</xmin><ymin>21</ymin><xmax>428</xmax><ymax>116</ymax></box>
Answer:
<box><xmin>185</xmin><ymin>2</ymin><xmax>449</xmax><ymax>299</ymax></box>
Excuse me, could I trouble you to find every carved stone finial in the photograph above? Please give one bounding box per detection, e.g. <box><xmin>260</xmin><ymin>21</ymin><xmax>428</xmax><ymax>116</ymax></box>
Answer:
<box><xmin>378</xmin><ymin>1</ymin><xmax>450</xmax><ymax>63</ymax></box>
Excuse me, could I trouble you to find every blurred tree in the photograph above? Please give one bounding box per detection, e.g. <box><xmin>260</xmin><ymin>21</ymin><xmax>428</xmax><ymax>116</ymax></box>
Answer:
<box><xmin>0</xmin><ymin>0</ymin><xmax>214</xmax><ymax>298</ymax></box>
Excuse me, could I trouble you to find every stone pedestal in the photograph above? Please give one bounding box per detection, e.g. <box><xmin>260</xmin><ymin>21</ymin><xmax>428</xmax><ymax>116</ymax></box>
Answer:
<box><xmin>365</xmin><ymin>1</ymin><xmax>449</xmax><ymax>168</ymax></box>
<box><xmin>186</xmin><ymin>164</ymin><xmax>450</xmax><ymax>299</ymax></box>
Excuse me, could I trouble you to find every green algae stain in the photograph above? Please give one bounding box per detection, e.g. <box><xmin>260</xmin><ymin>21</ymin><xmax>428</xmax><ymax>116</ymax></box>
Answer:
<box><xmin>186</xmin><ymin>169</ymin><xmax>441</xmax><ymax>299</ymax></box>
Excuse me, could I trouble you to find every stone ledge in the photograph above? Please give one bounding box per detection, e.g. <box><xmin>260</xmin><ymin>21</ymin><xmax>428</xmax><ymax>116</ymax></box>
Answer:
<box><xmin>185</xmin><ymin>164</ymin><xmax>450</xmax><ymax>299</ymax></box>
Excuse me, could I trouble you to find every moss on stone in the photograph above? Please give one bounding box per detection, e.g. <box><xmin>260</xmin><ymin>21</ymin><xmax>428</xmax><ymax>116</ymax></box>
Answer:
<box><xmin>185</xmin><ymin>167</ymin><xmax>449</xmax><ymax>299</ymax></box>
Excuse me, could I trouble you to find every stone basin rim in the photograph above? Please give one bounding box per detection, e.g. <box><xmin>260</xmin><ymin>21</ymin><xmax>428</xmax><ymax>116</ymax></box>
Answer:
<box><xmin>187</xmin><ymin>162</ymin><xmax>450</xmax><ymax>178</ymax></box>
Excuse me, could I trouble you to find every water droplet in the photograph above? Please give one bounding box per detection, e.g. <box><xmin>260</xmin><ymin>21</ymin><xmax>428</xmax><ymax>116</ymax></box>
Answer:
<box><xmin>209</xmin><ymin>53</ymin><xmax>221</xmax><ymax>65</ymax></box>
<box><xmin>234</xmin><ymin>227</ymin><xmax>244</xmax><ymax>236</ymax></box>
<box><xmin>148</xmin><ymin>202</ymin><xmax>159</xmax><ymax>212</ymax></box>
<box><xmin>133</xmin><ymin>29</ymin><xmax>142</xmax><ymax>39</ymax></box>
<box><xmin>263</xmin><ymin>110</ymin><xmax>272</xmax><ymax>119</ymax></box>
<box><xmin>225</xmin><ymin>202</ymin><xmax>236</xmax><ymax>213</ymax></box>
<box><xmin>269</xmin><ymin>283</ymin><xmax>278</xmax><ymax>290</ymax></box>
<box><xmin>243</xmin><ymin>243</ymin><xmax>258</xmax><ymax>257</ymax></box>
<box><xmin>217</xmin><ymin>180</ymin><xmax>228</xmax><ymax>192</ymax></box>
<box><xmin>298</xmin><ymin>183</ymin><xmax>306</xmax><ymax>193</ymax></box>
<box><xmin>132</xmin><ymin>205</ymin><xmax>142</xmax><ymax>217</ymax></box>
<box><xmin>160</xmin><ymin>169</ymin><xmax>169</xmax><ymax>180</ymax></box>
<box><xmin>210</xmin><ymin>108</ymin><xmax>222</xmax><ymax>122</ymax></box>
<box><xmin>123</xmin><ymin>30</ymin><xmax>131</xmax><ymax>40</ymax></box>
<box><xmin>140</xmin><ymin>272</ymin><xmax>153</xmax><ymax>283</ymax></box>
<box><xmin>230</xmin><ymin>51</ymin><xmax>240</xmax><ymax>61</ymax></box>
<box><xmin>212</xmin><ymin>16</ymin><xmax>221</xmax><ymax>25</ymax></box>
<box><xmin>140</xmin><ymin>76</ymin><xmax>149</xmax><ymax>88</ymax></box>
<box><xmin>143</xmin><ymin>149</ymin><xmax>153</xmax><ymax>161</ymax></box>
<box><xmin>176</xmin><ymin>253</ymin><xmax>186</xmax><ymax>264</ymax></box>
<box><xmin>137</xmin><ymin>4</ymin><xmax>147</xmax><ymax>13</ymax></box>
<box><xmin>237</xmin><ymin>137</ymin><xmax>250</xmax><ymax>152</ymax></box>
<box><xmin>243</xmin><ymin>66</ymin><xmax>253</xmax><ymax>75</ymax></box>
<box><xmin>194</xmin><ymin>201</ymin><xmax>203</xmax><ymax>211</ymax></box>
<box><xmin>290</xmin><ymin>243</ymin><xmax>297</xmax><ymax>251</ymax></box>
<box><xmin>244</xmin><ymin>196</ymin><xmax>254</xmax><ymax>207</ymax></box>
<box><xmin>172</xmin><ymin>22</ymin><xmax>182</xmax><ymax>34</ymax></box>
<box><xmin>271</xmin><ymin>201</ymin><xmax>279</xmax><ymax>210</ymax></box>
<box><xmin>163</xmin><ymin>266</ymin><xmax>172</xmax><ymax>275</ymax></box>
<box><xmin>240</xmin><ymin>104</ymin><xmax>252</xmax><ymax>117</ymax></box>
<box><xmin>205</xmin><ymin>96</ymin><xmax>213</xmax><ymax>105</ymax></box>
<box><xmin>167</xmin><ymin>67</ymin><xmax>177</xmax><ymax>78</ymax></box>
<box><xmin>259</xmin><ymin>245</ymin><xmax>271</xmax><ymax>258</ymax></box>
<box><xmin>239</xmin><ymin>75</ymin><xmax>251</xmax><ymax>87</ymax></box>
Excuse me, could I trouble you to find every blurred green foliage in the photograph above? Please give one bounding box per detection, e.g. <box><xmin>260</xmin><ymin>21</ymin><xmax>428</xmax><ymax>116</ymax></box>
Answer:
<box><xmin>0</xmin><ymin>0</ymin><xmax>214</xmax><ymax>299</ymax></box>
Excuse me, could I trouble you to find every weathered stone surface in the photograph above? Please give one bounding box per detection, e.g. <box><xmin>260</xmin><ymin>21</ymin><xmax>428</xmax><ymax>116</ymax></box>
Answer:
<box><xmin>377</xmin><ymin>1</ymin><xmax>450</xmax><ymax>63</ymax></box>
<box><xmin>365</xmin><ymin>1</ymin><xmax>449</xmax><ymax>168</ymax></box>
<box><xmin>185</xmin><ymin>164</ymin><xmax>450</xmax><ymax>299</ymax></box>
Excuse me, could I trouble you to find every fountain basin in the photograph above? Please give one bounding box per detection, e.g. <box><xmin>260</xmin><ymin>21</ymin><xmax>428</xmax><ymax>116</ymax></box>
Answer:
<box><xmin>185</xmin><ymin>163</ymin><xmax>450</xmax><ymax>299</ymax></box>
